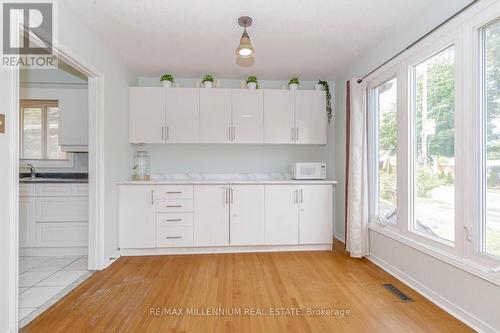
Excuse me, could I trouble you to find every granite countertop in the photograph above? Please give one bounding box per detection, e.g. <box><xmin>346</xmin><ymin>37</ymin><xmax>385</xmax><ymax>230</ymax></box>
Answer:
<box><xmin>19</xmin><ymin>173</ymin><xmax>89</xmax><ymax>184</ymax></box>
<box><xmin>117</xmin><ymin>173</ymin><xmax>337</xmax><ymax>185</ymax></box>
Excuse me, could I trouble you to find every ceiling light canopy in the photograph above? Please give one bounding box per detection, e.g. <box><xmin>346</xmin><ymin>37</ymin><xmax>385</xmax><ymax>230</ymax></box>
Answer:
<box><xmin>235</xmin><ymin>16</ymin><xmax>254</xmax><ymax>59</ymax></box>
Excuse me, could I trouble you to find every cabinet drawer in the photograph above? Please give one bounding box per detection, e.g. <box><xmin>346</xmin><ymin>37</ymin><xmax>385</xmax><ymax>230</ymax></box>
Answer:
<box><xmin>155</xmin><ymin>185</ymin><xmax>193</xmax><ymax>199</ymax></box>
<box><xmin>157</xmin><ymin>213</ymin><xmax>193</xmax><ymax>227</ymax></box>
<box><xmin>35</xmin><ymin>183</ymin><xmax>88</xmax><ymax>197</ymax></box>
<box><xmin>156</xmin><ymin>199</ymin><xmax>193</xmax><ymax>213</ymax></box>
<box><xmin>35</xmin><ymin>222</ymin><xmax>88</xmax><ymax>247</ymax></box>
<box><xmin>157</xmin><ymin>226</ymin><xmax>193</xmax><ymax>247</ymax></box>
<box><xmin>36</xmin><ymin>197</ymin><xmax>88</xmax><ymax>222</ymax></box>
<box><xmin>19</xmin><ymin>184</ymin><xmax>35</xmax><ymax>197</ymax></box>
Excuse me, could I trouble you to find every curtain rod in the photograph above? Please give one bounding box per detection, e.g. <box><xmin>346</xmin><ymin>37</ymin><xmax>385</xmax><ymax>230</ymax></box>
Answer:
<box><xmin>357</xmin><ymin>0</ymin><xmax>479</xmax><ymax>84</ymax></box>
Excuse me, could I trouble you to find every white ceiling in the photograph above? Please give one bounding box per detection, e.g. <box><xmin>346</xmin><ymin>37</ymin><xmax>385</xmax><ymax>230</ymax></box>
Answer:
<box><xmin>65</xmin><ymin>0</ymin><xmax>441</xmax><ymax>80</ymax></box>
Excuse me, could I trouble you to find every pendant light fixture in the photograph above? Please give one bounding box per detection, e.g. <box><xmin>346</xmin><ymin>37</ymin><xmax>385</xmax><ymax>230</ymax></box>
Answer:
<box><xmin>235</xmin><ymin>16</ymin><xmax>254</xmax><ymax>59</ymax></box>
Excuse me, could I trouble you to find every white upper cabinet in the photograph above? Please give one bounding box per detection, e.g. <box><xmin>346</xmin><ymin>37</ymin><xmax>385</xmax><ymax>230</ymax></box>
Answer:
<box><xmin>194</xmin><ymin>185</ymin><xmax>230</xmax><ymax>246</ymax></box>
<box><xmin>199</xmin><ymin>89</ymin><xmax>232</xmax><ymax>143</ymax></box>
<box><xmin>166</xmin><ymin>88</ymin><xmax>199</xmax><ymax>143</ymax></box>
<box><xmin>230</xmin><ymin>185</ymin><xmax>265</xmax><ymax>246</ymax></box>
<box><xmin>129</xmin><ymin>87</ymin><xmax>165</xmax><ymax>144</ymax></box>
<box><xmin>231</xmin><ymin>90</ymin><xmax>264</xmax><ymax>143</ymax></box>
<box><xmin>119</xmin><ymin>185</ymin><xmax>156</xmax><ymax>248</ymax></box>
<box><xmin>128</xmin><ymin>87</ymin><xmax>327</xmax><ymax>145</ymax></box>
<box><xmin>264</xmin><ymin>185</ymin><xmax>299</xmax><ymax>245</ymax></box>
<box><xmin>263</xmin><ymin>90</ymin><xmax>295</xmax><ymax>144</ymax></box>
<box><xmin>299</xmin><ymin>185</ymin><xmax>332</xmax><ymax>244</ymax></box>
<box><xmin>295</xmin><ymin>90</ymin><xmax>327</xmax><ymax>144</ymax></box>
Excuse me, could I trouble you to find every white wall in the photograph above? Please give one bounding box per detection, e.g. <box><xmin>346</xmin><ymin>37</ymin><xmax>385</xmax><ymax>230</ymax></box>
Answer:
<box><xmin>333</xmin><ymin>0</ymin><xmax>475</xmax><ymax>241</ymax></box>
<box><xmin>0</xmin><ymin>68</ymin><xmax>17</xmax><ymax>333</ymax></box>
<box><xmin>56</xmin><ymin>2</ymin><xmax>137</xmax><ymax>261</ymax></box>
<box><xmin>335</xmin><ymin>0</ymin><xmax>500</xmax><ymax>331</ymax></box>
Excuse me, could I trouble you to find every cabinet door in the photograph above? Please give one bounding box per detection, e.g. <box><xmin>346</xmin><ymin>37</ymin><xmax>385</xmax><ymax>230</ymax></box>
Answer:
<box><xmin>199</xmin><ymin>89</ymin><xmax>232</xmax><ymax>143</ymax></box>
<box><xmin>118</xmin><ymin>185</ymin><xmax>156</xmax><ymax>248</ymax></box>
<box><xmin>129</xmin><ymin>87</ymin><xmax>165</xmax><ymax>144</ymax></box>
<box><xmin>166</xmin><ymin>88</ymin><xmax>199</xmax><ymax>143</ymax></box>
<box><xmin>230</xmin><ymin>185</ymin><xmax>265</xmax><ymax>246</ymax></box>
<box><xmin>263</xmin><ymin>90</ymin><xmax>295</xmax><ymax>144</ymax></box>
<box><xmin>231</xmin><ymin>90</ymin><xmax>263</xmax><ymax>143</ymax></box>
<box><xmin>299</xmin><ymin>185</ymin><xmax>332</xmax><ymax>244</ymax></box>
<box><xmin>58</xmin><ymin>88</ymin><xmax>88</xmax><ymax>147</ymax></box>
<box><xmin>35</xmin><ymin>197</ymin><xmax>88</xmax><ymax>222</ymax></box>
<box><xmin>264</xmin><ymin>185</ymin><xmax>299</xmax><ymax>245</ymax></box>
<box><xmin>295</xmin><ymin>90</ymin><xmax>327</xmax><ymax>144</ymax></box>
<box><xmin>194</xmin><ymin>185</ymin><xmax>229</xmax><ymax>246</ymax></box>
<box><xmin>19</xmin><ymin>197</ymin><xmax>35</xmax><ymax>247</ymax></box>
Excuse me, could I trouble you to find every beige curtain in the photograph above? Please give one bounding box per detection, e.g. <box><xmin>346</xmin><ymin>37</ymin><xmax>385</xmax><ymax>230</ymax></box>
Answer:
<box><xmin>346</xmin><ymin>79</ymin><xmax>369</xmax><ymax>258</ymax></box>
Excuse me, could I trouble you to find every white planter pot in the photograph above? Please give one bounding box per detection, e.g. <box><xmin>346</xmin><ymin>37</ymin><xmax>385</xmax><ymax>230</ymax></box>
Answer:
<box><xmin>203</xmin><ymin>81</ymin><xmax>213</xmax><ymax>88</ymax></box>
<box><xmin>315</xmin><ymin>83</ymin><xmax>324</xmax><ymax>91</ymax></box>
<box><xmin>162</xmin><ymin>80</ymin><xmax>173</xmax><ymax>88</ymax></box>
<box><xmin>289</xmin><ymin>83</ymin><xmax>299</xmax><ymax>90</ymax></box>
<box><xmin>247</xmin><ymin>82</ymin><xmax>257</xmax><ymax>89</ymax></box>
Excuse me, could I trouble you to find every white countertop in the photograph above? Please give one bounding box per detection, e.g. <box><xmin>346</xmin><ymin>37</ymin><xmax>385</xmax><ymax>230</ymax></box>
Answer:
<box><xmin>116</xmin><ymin>173</ymin><xmax>337</xmax><ymax>185</ymax></box>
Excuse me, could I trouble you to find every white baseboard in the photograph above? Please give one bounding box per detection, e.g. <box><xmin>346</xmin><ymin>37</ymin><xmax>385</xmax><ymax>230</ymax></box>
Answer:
<box><xmin>100</xmin><ymin>251</ymin><xmax>120</xmax><ymax>270</ymax></box>
<box><xmin>334</xmin><ymin>234</ymin><xmax>345</xmax><ymax>243</ymax></box>
<box><xmin>120</xmin><ymin>244</ymin><xmax>331</xmax><ymax>256</ymax></box>
<box><xmin>367</xmin><ymin>253</ymin><xmax>498</xmax><ymax>333</ymax></box>
<box><xmin>20</xmin><ymin>246</ymin><xmax>87</xmax><ymax>257</ymax></box>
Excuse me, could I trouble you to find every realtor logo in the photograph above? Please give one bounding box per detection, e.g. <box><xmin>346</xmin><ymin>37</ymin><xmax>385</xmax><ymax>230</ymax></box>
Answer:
<box><xmin>1</xmin><ymin>1</ymin><xmax>57</xmax><ymax>68</ymax></box>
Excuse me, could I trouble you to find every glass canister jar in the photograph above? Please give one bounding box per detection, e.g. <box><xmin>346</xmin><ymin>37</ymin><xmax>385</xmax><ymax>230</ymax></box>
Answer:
<box><xmin>132</xmin><ymin>150</ymin><xmax>150</xmax><ymax>181</ymax></box>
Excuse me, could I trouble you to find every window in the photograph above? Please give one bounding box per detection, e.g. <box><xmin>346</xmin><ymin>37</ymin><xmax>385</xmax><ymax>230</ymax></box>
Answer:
<box><xmin>481</xmin><ymin>19</ymin><xmax>500</xmax><ymax>258</ymax></box>
<box><xmin>374</xmin><ymin>78</ymin><xmax>398</xmax><ymax>223</ymax></box>
<box><xmin>412</xmin><ymin>46</ymin><xmax>456</xmax><ymax>243</ymax></box>
<box><xmin>20</xmin><ymin>100</ymin><xmax>68</xmax><ymax>161</ymax></box>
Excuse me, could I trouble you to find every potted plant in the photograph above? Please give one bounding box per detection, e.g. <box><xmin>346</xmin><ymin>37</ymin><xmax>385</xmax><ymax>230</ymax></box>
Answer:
<box><xmin>246</xmin><ymin>75</ymin><xmax>258</xmax><ymax>89</ymax></box>
<box><xmin>317</xmin><ymin>80</ymin><xmax>333</xmax><ymax>124</ymax></box>
<box><xmin>160</xmin><ymin>73</ymin><xmax>174</xmax><ymax>88</ymax></box>
<box><xmin>288</xmin><ymin>77</ymin><xmax>299</xmax><ymax>90</ymax></box>
<box><xmin>202</xmin><ymin>74</ymin><xmax>214</xmax><ymax>88</ymax></box>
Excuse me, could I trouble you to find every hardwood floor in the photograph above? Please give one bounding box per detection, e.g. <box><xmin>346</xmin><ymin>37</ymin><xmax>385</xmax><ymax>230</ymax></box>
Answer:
<box><xmin>22</xmin><ymin>247</ymin><xmax>473</xmax><ymax>332</ymax></box>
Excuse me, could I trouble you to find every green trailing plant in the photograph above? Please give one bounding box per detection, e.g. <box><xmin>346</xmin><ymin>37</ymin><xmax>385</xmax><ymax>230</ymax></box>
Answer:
<box><xmin>160</xmin><ymin>73</ymin><xmax>174</xmax><ymax>82</ymax></box>
<box><xmin>288</xmin><ymin>77</ymin><xmax>299</xmax><ymax>85</ymax></box>
<box><xmin>246</xmin><ymin>75</ymin><xmax>258</xmax><ymax>84</ymax></box>
<box><xmin>318</xmin><ymin>80</ymin><xmax>333</xmax><ymax>124</ymax></box>
<box><xmin>202</xmin><ymin>74</ymin><xmax>214</xmax><ymax>83</ymax></box>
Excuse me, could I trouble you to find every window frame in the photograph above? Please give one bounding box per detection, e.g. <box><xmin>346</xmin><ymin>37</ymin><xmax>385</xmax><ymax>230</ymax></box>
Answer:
<box><xmin>367</xmin><ymin>0</ymin><xmax>500</xmax><ymax>284</ymax></box>
<box><xmin>368</xmin><ymin>65</ymin><xmax>402</xmax><ymax>234</ymax></box>
<box><xmin>19</xmin><ymin>99</ymin><xmax>73</xmax><ymax>168</ymax></box>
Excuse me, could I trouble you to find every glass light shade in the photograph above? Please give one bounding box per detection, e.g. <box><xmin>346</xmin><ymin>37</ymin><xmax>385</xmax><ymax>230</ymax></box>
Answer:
<box><xmin>235</xmin><ymin>34</ymin><xmax>254</xmax><ymax>58</ymax></box>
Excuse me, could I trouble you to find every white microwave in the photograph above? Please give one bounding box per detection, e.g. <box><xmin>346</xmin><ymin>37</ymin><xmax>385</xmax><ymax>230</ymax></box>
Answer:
<box><xmin>291</xmin><ymin>163</ymin><xmax>327</xmax><ymax>180</ymax></box>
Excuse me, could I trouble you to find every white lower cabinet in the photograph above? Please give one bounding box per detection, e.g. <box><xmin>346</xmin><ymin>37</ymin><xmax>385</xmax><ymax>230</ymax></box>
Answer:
<box><xmin>19</xmin><ymin>197</ymin><xmax>36</xmax><ymax>247</ymax></box>
<box><xmin>264</xmin><ymin>185</ymin><xmax>299</xmax><ymax>245</ymax></box>
<box><xmin>19</xmin><ymin>183</ymin><xmax>89</xmax><ymax>249</ymax></box>
<box><xmin>230</xmin><ymin>185</ymin><xmax>265</xmax><ymax>246</ymax></box>
<box><xmin>118</xmin><ymin>185</ymin><xmax>156</xmax><ymax>248</ymax></box>
<box><xmin>299</xmin><ymin>185</ymin><xmax>332</xmax><ymax>244</ymax></box>
<box><xmin>118</xmin><ymin>183</ymin><xmax>332</xmax><ymax>250</ymax></box>
<box><xmin>194</xmin><ymin>185</ymin><xmax>230</xmax><ymax>246</ymax></box>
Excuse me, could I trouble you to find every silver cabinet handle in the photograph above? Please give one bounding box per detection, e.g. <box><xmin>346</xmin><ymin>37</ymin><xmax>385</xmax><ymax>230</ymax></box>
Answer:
<box><xmin>232</xmin><ymin>126</ymin><xmax>236</xmax><ymax>141</ymax></box>
<box><xmin>151</xmin><ymin>190</ymin><xmax>154</xmax><ymax>204</ymax></box>
<box><xmin>166</xmin><ymin>236</ymin><xmax>182</xmax><ymax>239</ymax></box>
<box><xmin>166</xmin><ymin>191</ymin><xmax>182</xmax><ymax>194</ymax></box>
<box><xmin>228</xmin><ymin>126</ymin><xmax>231</xmax><ymax>140</ymax></box>
<box><xmin>294</xmin><ymin>189</ymin><xmax>298</xmax><ymax>203</ymax></box>
<box><xmin>300</xmin><ymin>189</ymin><xmax>303</xmax><ymax>203</ymax></box>
<box><xmin>295</xmin><ymin>128</ymin><xmax>299</xmax><ymax>141</ymax></box>
<box><xmin>166</xmin><ymin>205</ymin><xmax>182</xmax><ymax>208</ymax></box>
<box><xmin>161</xmin><ymin>126</ymin><xmax>165</xmax><ymax>140</ymax></box>
<box><xmin>166</xmin><ymin>219</ymin><xmax>182</xmax><ymax>222</ymax></box>
<box><xmin>166</xmin><ymin>126</ymin><xmax>169</xmax><ymax>140</ymax></box>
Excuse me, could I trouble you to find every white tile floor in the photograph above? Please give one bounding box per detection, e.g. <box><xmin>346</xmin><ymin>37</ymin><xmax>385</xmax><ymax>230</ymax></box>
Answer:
<box><xmin>18</xmin><ymin>256</ymin><xmax>91</xmax><ymax>326</ymax></box>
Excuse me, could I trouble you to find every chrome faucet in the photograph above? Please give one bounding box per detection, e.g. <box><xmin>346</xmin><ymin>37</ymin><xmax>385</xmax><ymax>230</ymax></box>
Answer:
<box><xmin>27</xmin><ymin>163</ymin><xmax>36</xmax><ymax>179</ymax></box>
